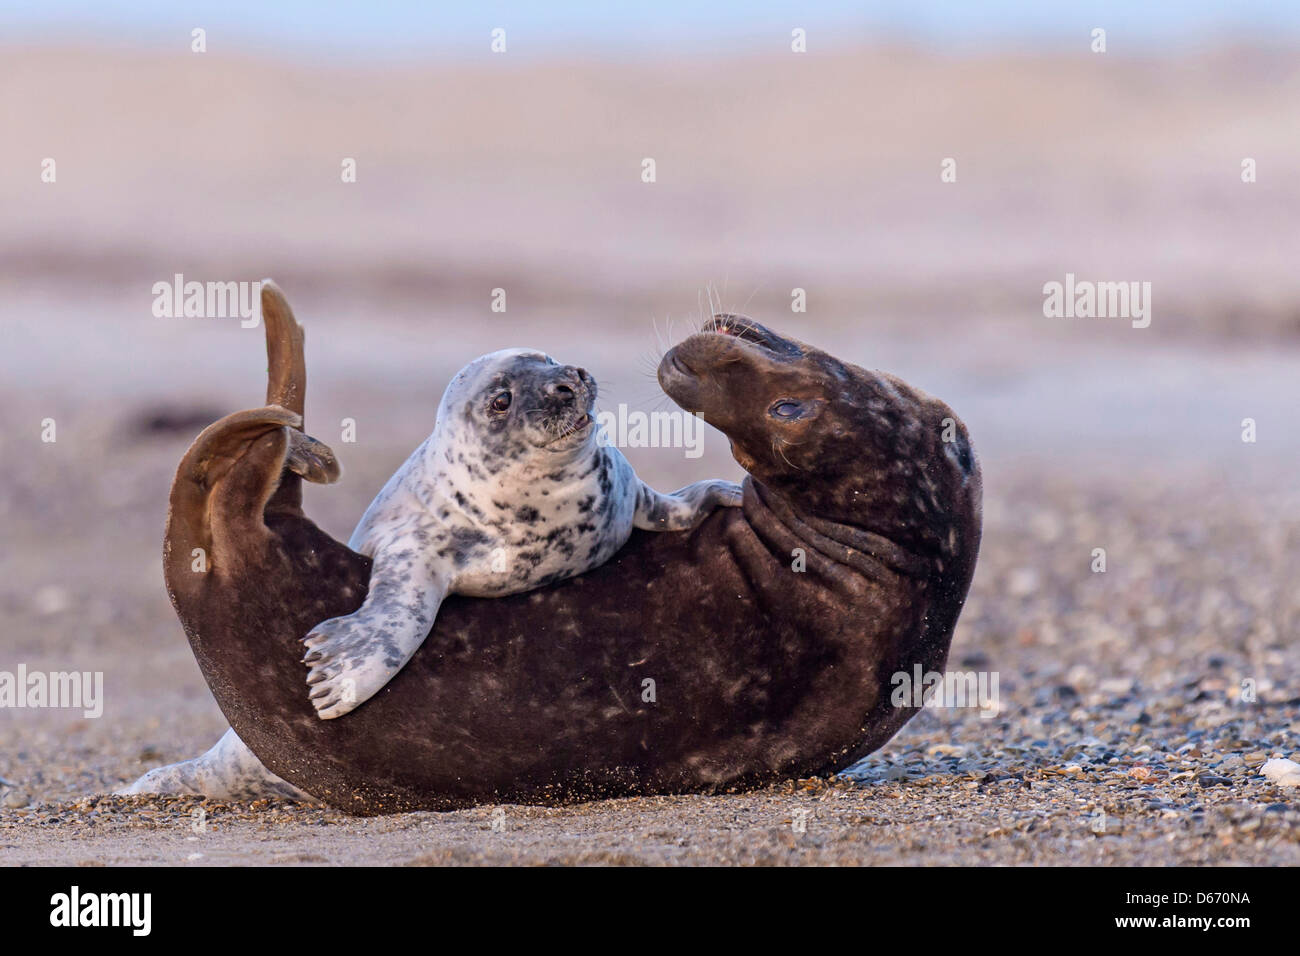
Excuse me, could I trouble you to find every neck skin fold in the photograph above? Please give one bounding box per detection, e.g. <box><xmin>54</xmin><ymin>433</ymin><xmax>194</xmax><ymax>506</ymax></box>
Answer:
<box><xmin>745</xmin><ymin>477</ymin><xmax>930</xmax><ymax>581</ymax></box>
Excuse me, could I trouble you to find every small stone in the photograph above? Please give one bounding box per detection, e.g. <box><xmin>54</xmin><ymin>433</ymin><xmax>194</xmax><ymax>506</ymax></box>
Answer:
<box><xmin>1007</xmin><ymin>568</ymin><xmax>1039</xmax><ymax>597</ymax></box>
<box><xmin>1</xmin><ymin>790</ymin><xmax>31</xmax><ymax>808</ymax></box>
<box><xmin>927</xmin><ymin>745</ymin><xmax>966</xmax><ymax>758</ymax></box>
<box><xmin>1261</xmin><ymin>758</ymin><xmax>1300</xmax><ymax>787</ymax></box>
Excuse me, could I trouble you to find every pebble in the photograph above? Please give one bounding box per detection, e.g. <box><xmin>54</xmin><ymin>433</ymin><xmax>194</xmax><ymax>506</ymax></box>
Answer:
<box><xmin>1007</xmin><ymin>568</ymin><xmax>1040</xmax><ymax>597</ymax></box>
<box><xmin>927</xmin><ymin>745</ymin><xmax>966</xmax><ymax>758</ymax></box>
<box><xmin>1260</xmin><ymin>758</ymin><xmax>1300</xmax><ymax>789</ymax></box>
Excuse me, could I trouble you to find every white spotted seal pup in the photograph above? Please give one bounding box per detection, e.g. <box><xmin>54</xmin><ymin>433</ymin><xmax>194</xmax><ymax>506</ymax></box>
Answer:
<box><xmin>303</xmin><ymin>348</ymin><xmax>742</xmax><ymax>718</ymax></box>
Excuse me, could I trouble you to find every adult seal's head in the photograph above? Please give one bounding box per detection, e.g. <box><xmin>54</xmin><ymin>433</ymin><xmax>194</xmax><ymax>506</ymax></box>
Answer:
<box><xmin>148</xmin><ymin>287</ymin><xmax>982</xmax><ymax>814</ymax></box>
<box><xmin>660</xmin><ymin>314</ymin><xmax>980</xmax><ymax>570</ymax></box>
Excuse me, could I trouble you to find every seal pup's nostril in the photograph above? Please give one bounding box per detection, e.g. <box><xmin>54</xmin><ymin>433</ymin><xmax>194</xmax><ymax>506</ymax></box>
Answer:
<box><xmin>548</xmin><ymin>382</ymin><xmax>576</xmax><ymax>401</ymax></box>
<box><xmin>551</xmin><ymin>367</ymin><xmax>593</xmax><ymax>403</ymax></box>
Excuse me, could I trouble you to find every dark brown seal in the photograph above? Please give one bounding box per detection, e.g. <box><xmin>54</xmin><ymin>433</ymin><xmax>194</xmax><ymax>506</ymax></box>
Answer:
<box><xmin>163</xmin><ymin>286</ymin><xmax>981</xmax><ymax>814</ymax></box>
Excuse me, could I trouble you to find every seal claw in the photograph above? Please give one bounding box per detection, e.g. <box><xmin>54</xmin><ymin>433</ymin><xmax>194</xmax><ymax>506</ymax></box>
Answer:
<box><xmin>300</xmin><ymin>616</ymin><xmax>395</xmax><ymax>720</ymax></box>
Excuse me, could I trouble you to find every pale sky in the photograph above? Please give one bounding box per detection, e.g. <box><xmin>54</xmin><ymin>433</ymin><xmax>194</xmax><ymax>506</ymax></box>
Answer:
<box><xmin>5</xmin><ymin>1</ymin><xmax>1299</xmax><ymax>59</ymax></box>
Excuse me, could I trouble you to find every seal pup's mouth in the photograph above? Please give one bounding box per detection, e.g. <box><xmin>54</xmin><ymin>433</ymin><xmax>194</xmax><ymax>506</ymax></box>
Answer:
<box><xmin>548</xmin><ymin>412</ymin><xmax>593</xmax><ymax>444</ymax></box>
<box><xmin>535</xmin><ymin>393</ymin><xmax>597</xmax><ymax>448</ymax></box>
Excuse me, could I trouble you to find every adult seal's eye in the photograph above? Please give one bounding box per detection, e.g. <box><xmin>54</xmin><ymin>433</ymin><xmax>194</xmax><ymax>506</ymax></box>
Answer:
<box><xmin>490</xmin><ymin>391</ymin><xmax>512</xmax><ymax>413</ymax></box>
<box><xmin>769</xmin><ymin>400</ymin><xmax>803</xmax><ymax>419</ymax></box>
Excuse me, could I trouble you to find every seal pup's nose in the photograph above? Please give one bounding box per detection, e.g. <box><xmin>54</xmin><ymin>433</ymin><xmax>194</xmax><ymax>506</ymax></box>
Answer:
<box><xmin>546</xmin><ymin>367</ymin><xmax>594</xmax><ymax>405</ymax></box>
<box><xmin>548</xmin><ymin>382</ymin><xmax>577</xmax><ymax>405</ymax></box>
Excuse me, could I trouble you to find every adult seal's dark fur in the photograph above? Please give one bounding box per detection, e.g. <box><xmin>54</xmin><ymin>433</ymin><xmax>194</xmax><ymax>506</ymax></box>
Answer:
<box><xmin>161</xmin><ymin>285</ymin><xmax>982</xmax><ymax>814</ymax></box>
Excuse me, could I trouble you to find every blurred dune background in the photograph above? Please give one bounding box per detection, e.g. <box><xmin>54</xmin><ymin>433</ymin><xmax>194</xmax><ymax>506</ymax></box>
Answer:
<box><xmin>6</xmin><ymin>26</ymin><xmax>1300</xmax><ymax>473</ymax></box>
<box><xmin>2</xmin><ymin>2</ymin><xmax>1298</xmax><ymax>864</ymax></box>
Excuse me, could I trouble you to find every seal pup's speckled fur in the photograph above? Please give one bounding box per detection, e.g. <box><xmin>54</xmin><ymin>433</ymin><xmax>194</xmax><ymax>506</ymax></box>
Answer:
<box><xmin>303</xmin><ymin>349</ymin><xmax>740</xmax><ymax>718</ymax></box>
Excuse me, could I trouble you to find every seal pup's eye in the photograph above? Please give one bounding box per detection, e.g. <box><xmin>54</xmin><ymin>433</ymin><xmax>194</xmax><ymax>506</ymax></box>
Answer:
<box><xmin>490</xmin><ymin>391</ymin><xmax>512</xmax><ymax>413</ymax></box>
<box><xmin>769</xmin><ymin>400</ymin><xmax>804</xmax><ymax>419</ymax></box>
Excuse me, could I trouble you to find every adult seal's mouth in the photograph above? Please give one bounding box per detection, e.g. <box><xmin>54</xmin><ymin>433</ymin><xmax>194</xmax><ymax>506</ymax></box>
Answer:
<box><xmin>657</xmin><ymin>314</ymin><xmax>798</xmax><ymax>412</ymax></box>
<box><xmin>148</xmin><ymin>288</ymin><xmax>982</xmax><ymax>815</ymax></box>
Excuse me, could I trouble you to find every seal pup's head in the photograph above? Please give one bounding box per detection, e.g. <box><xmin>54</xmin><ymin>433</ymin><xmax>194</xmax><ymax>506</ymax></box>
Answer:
<box><xmin>658</xmin><ymin>315</ymin><xmax>981</xmax><ymax>562</ymax></box>
<box><xmin>437</xmin><ymin>348</ymin><xmax>598</xmax><ymax>466</ymax></box>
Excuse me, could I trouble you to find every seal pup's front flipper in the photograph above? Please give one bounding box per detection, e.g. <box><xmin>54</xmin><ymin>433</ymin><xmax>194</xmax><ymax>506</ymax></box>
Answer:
<box><xmin>301</xmin><ymin>559</ymin><xmax>451</xmax><ymax>719</ymax></box>
<box><xmin>632</xmin><ymin>478</ymin><xmax>743</xmax><ymax>531</ymax></box>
